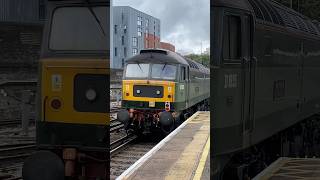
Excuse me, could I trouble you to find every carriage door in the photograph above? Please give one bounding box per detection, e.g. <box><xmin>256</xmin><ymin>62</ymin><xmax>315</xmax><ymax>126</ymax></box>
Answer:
<box><xmin>242</xmin><ymin>14</ymin><xmax>254</xmax><ymax>146</ymax></box>
<box><xmin>180</xmin><ymin>66</ymin><xmax>188</xmax><ymax>109</ymax></box>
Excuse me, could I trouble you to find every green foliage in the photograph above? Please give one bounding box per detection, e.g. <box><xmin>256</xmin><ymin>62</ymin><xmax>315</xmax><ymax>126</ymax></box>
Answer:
<box><xmin>185</xmin><ymin>54</ymin><xmax>210</xmax><ymax>68</ymax></box>
<box><xmin>274</xmin><ymin>0</ymin><xmax>320</xmax><ymax>21</ymax></box>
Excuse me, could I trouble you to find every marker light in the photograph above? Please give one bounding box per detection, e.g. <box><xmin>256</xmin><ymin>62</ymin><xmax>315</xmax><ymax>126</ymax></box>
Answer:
<box><xmin>165</xmin><ymin>102</ymin><xmax>170</xmax><ymax>111</ymax></box>
<box><xmin>51</xmin><ymin>99</ymin><xmax>61</xmax><ymax>110</ymax></box>
<box><xmin>85</xmin><ymin>89</ymin><xmax>97</xmax><ymax>101</ymax></box>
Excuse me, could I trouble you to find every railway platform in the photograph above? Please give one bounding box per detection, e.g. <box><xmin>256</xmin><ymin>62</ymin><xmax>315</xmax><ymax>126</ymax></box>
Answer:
<box><xmin>253</xmin><ymin>157</ymin><xmax>320</xmax><ymax>180</ymax></box>
<box><xmin>117</xmin><ymin>111</ymin><xmax>210</xmax><ymax>180</ymax></box>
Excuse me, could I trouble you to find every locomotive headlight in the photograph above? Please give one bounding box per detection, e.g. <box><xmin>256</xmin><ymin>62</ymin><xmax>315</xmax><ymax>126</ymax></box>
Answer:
<box><xmin>85</xmin><ymin>88</ymin><xmax>97</xmax><ymax>101</ymax></box>
<box><xmin>156</xmin><ymin>90</ymin><xmax>161</xmax><ymax>95</ymax></box>
<box><xmin>136</xmin><ymin>89</ymin><xmax>141</xmax><ymax>94</ymax></box>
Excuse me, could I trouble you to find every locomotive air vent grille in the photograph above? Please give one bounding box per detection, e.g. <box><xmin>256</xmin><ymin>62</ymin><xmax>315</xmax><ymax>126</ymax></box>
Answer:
<box><xmin>294</xmin><ymin>16</ymin><xmax>308</xmax><ymax>32</ymax></box>
<box><xmin>276</xmin><ymin>8</ymin><xmax>298</xmax><ymax>28</ymax></box>
<box><xmin>306</xmin><ymin>21</ymin><xmax>319</xmax><ymax>35</ymax></box>
<box><xmin>248</xmin><ymin>0</ymin><xmax>264</xmax><ymax>20</ymax></box>
<box><xmin>249</xmin><ymin>0</ymin><xmax>284</xmax><ymax>25</ymax></box>
<box><xmin>255</xmin><ymin>0</ymin><xmax>273</xmax><ymax>23</ymax></box>
<box><xmin>263</xmin><ymin>0</ymin><xmax>284</xmax><ymax>25</ymax></box>
<box><xmin>186</xmin><ymin>59</ymin><xmax>199</xmax><ymax>70</ymax></box>
<box><xmin>260</xmin><ymin>0</ymin><xmax>278</xmax><ymax>24</ymax></box>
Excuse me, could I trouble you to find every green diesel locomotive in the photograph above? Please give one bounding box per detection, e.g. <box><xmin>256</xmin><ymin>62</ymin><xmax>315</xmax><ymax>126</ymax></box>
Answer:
<box><xmin>117</xmin><ymin>49</ymin><xmax>210</xmax><ymax>135</ymax></box>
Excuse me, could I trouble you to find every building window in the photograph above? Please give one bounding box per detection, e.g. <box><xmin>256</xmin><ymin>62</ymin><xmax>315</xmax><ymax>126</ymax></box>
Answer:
<box><xmin>115</xmin><ymin>47</ymin><xmax>118</xmax><ymax>56</ymax></box>
<box><xmin>122</xmin><ymin>59</ymin><xmax>125</xmax><ymax>68</ymax></box>
<box><xmin>146</xmin><ymin>19</ymin><xmax>149</xmax><ymax>27</ymax></box>
<box><xmin>121</xmin><ymin>36</ymin><xmax>124</xmax><ymax>45</ymax></box>
<box><xmin>137</xmin><ymin>27</ymin><xmax>142</xmax><ymax>36</ymax></box>
<box><xmin>132</xmin><ymin>37</ymin><xmax>138</xmax><ymax>47</ymax></box>
<box><xmin>137</xmin><ymin>16</ymin><xmax>142</xmax><ymax>26</ymax></box>
<box><xmin>133</xmin><ymin>48</ymin><xmax>138</xmax><ymax>55</ymax></box>
<box><xmin>145</xmin><ymin>29</ymin><xmax>149</xmax><ymax>37</ymax></box>
<box><xmin>121</xmin><ymin>12</ymin><xmax>124</xmax><ymax>23</ymax></box>
<box><xmin>114</xmin><ymin>25</ymin><xmax>117</xmax><ymax>34</ymax></box>
<box><xmin>124</xmin><ymin>47</ymin><xmax>127</xmax><ymax>57</ymax></box>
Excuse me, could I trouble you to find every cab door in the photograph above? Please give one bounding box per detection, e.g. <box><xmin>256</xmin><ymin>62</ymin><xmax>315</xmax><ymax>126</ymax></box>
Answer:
<box><xmin>217</xmin><ymin>11</ymin><xmax>255</xmax><ymax>151</ymax></box>
<box><xmin>180</xmin><ymin>65</ymin><xmax>188</xmax><ymax>109</ymax></box>
<box><xmin>241</xmin><ymin>14</ymin><xmax>255</xmax><ymax>148</ymax></box>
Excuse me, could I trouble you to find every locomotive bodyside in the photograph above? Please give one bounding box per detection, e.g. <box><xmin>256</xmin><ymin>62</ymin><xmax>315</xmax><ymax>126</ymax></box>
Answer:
<box><xmin>212</xmin><ymin>0</ymin><xmax>320</xmax><ymax>179</ymax></box>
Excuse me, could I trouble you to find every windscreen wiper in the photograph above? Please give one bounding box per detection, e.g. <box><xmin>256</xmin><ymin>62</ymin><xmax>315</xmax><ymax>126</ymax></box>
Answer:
<box><xmin>161</xmin><ymin>63</ymin><xmax>167</xmax><ymax>71</ymax></box>
<box><xmin>136</xmin><ymin>63</ymin><xmax>143</xmax><ymax>72</ymax></box>
<box><xmin>85</xmin><ymin>0</ymin><xmax>106</xmax><ymax>36</ymax></box>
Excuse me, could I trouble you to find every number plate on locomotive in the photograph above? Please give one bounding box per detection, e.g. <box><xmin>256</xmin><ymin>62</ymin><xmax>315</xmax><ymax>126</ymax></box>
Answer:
<box><xmin>149</xmin><ymin>101</ymin><xmax>155</xmax><ymax>107</ymax></box>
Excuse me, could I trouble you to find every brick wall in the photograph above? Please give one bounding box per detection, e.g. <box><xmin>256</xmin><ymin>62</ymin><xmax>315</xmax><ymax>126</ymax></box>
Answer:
<box><xmin>160</xmin><ymin>42</ymin><xmax>175</xmax><ymax>52</ymax></box>
<box><xmin>144</xmin><ymin>33</ymin><xmax>160</xmax><ymax>49</ymax></box>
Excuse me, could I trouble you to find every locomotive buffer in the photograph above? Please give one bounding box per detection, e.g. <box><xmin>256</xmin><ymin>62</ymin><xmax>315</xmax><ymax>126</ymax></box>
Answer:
<box><xmin>117</xmin><ymin>111</ymin><xmax>210</xmax><ymax>180</ymax></box>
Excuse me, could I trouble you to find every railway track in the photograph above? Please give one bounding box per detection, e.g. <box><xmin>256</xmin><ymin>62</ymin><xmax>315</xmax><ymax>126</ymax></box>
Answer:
<box><xmin>110</xmin><ymin>139</ymin><xmax>158</xmax><ymax>180</ymax></box>
<box><xmin>0</xmin><ymin>143</ymin><xmax>36</xmax><ymax>180</ymax></box>
<box><xmin>0</xmin><ymin>119</ymin><xmax>35</xmax><ymax>128</ymax></box>
<box><xmin>0</xmin><ymin>163</ymin><xmax>23</xmax><ymax>180</ymax></box>
<box><xmin>0</xmin><ymin>143</ymin><xmax>36</xmax><ymax>163</ymax></box>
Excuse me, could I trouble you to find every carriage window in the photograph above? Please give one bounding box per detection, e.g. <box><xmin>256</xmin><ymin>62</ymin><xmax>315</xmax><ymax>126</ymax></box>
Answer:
<box><xmin>223</xmin><ymin>15</ymin><xmax>241</xmax><ymax>60</ymax></box>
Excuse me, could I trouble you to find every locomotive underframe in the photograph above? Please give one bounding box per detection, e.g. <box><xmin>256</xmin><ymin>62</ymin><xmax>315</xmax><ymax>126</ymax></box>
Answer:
<box><xmin>122</xmin><ymin>99</ymin><xmax>209</xmax><ymax>135</ymax></box>
<box><xmin>221</xmin><ymin>114</ymin><xmax>320</xmax><ymax>180</ymax></box>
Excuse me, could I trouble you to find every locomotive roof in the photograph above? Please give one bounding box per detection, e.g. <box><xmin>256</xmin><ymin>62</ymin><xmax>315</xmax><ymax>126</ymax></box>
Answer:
<box><xmin>214</xmin><ymin>0</ymin><xmax>320</xmax><ymax>38</ymax></box>
<box><xmin>212</xmin><ymin>0</ymin><xmax>253</xmax><ymax>12</ymax></box>
<box><xmin>126</xmin><ymin>49</ymin><xmax>210</xmax><ymax>74</ymax></box>
<box><xmin>126</xmin><ymin>49</ymin><xmax>189</xmax><ymax>65</ymax></box>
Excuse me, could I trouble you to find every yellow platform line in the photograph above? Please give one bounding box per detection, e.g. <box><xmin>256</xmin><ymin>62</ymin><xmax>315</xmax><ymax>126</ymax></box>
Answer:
<box><xmin>193</xmin><ymin>137</ymin><xmax>210</xmax><ymax>180</ymax></box>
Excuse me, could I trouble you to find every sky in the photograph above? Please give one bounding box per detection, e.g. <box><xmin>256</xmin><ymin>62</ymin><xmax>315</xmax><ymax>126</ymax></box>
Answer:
<box><xmin>113</xmin><ymin>0</ymin><xmax>210</xmax><ymax>55</ymax></box>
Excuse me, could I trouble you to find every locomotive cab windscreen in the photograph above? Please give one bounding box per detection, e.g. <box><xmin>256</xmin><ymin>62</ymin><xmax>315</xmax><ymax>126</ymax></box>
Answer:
<box><xmin>124</xmin><ymin>63</ymin><xmax>177</xmax><ymax>80</ymax></box>
<box><xmin>49</xmin><ymin>6</ymin><xmax>108</xmax><ymax>51</ymax></box>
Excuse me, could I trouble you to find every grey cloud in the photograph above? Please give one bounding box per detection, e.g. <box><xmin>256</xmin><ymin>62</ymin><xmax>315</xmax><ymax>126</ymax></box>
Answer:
<box><xmin>114</xmin><ymin>0</ymin><xmax>209</xmax><ymax>54</ymax></box>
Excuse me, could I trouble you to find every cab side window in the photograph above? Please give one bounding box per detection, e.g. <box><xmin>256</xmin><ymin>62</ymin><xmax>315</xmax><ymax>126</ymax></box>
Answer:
<box><xmin>181</xmin><ymin>66</ymin><xmax>186</xmax><ymax>81</ymax></box>
<box><xmin>223</xmin><ymin>15</ymin><xmax>241</xmax><ymax>61</ymax></box>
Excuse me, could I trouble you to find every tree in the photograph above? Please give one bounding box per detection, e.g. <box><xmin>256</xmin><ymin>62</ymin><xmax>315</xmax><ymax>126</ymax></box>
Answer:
<box><xmin>185</xmin><ymin>54</ymin><xmax>210</xmax><ymax>68</ymax></box>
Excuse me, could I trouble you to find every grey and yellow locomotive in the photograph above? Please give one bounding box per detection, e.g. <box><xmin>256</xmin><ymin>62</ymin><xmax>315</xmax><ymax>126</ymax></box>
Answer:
<box><xmin>117</xmin><ymin>49</ymin><xmax>210</xmax><ymax>135</ymax></box>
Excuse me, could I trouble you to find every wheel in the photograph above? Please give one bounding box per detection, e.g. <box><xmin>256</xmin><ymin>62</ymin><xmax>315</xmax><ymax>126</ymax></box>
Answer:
<box><xmin>23</xmin><ymin>150</ymin><xmax>64</xmax><ymax>180</ymax></box>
